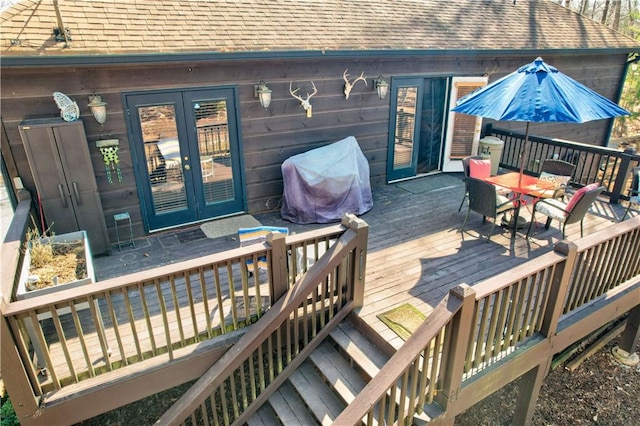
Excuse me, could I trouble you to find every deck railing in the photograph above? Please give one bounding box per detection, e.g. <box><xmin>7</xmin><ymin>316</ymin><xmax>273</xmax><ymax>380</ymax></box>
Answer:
<box><xmin>156</xmin><ymin>215</ymin><xmax>368</xmax><ymax>425</ymax></box>
<box><xmin>487</xmin><ymin>125</ymin><xmax>640</xmax><ymax>203</ymax></box>
<box><xmin>0</xmin><ymin>192</ymin><xmax>358</xmax><ymax>421</ymax></box>
<box><xmin>333</xmin><ymin>286</ymin><xmax>468</xmax><ymax>426</ymax></box>
<box><xmin>335</xmin><ymin>215</ymin><xmax>640</xmax><ymax>425</ymax></box>
<box><xmin>3</xmin><ymin>179</ymin><xmax>638</xmax><ymax>425</ymax></box>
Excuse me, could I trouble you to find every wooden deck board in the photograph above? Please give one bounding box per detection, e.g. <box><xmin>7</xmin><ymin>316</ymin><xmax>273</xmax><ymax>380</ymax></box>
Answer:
<box><xmin>69</xmin><ymin>174</ymin><xmax>631</xmax><ymax>381</ymax></box>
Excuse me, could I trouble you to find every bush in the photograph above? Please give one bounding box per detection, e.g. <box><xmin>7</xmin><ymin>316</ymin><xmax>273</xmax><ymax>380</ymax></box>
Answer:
<box><xmin>1</xmin><ymin>394</ymin><xmax>19</xmax><ymax>426</ymax></box>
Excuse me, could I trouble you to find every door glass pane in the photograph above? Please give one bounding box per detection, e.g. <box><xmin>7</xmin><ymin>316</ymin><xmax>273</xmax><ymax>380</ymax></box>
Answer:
<box><xmin>193</xmin><ymin>100</ymin><xmax>234</xmax><ymax>205</ymax></box>
<box><xmin>418</xmin><ymin>78</ymin><xmax>447</xmax><ymax>174</ymax></box>
<box><xmin>139</xmin><ymin>105</ymin><xmax>188</xmax><ymax>214</ymax></box>
<box><xmin>394</xmin><ymin>87</ymin><xmax>417</xmax><ymax>170</ymax></box>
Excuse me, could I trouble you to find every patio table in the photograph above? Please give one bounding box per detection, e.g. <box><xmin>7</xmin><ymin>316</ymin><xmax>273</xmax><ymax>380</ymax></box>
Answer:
<box><xmin>484</xmin><ymin>172</ymin><xmax>555</xmax><ymax>237</ymax></box>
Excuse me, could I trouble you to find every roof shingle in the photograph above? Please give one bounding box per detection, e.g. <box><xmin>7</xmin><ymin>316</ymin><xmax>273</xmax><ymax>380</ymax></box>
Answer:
<box><xmin>1</xmin><ymin>0</ymin><xmax>638</xmax><ymax>58</ymax></box>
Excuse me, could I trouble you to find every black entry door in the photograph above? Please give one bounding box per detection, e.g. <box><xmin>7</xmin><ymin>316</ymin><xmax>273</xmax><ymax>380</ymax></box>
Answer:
<box><xmin>125</xmin><ymin>88</ymin><xmax>245</xmax><ymax>231</ymax></box>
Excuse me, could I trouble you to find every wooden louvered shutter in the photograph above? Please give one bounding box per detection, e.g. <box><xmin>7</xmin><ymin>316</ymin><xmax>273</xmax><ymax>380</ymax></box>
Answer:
<box><xmin>442</xmin><ymin>77</ymin><xmax>488</xmax><ymax>172</ymax></box>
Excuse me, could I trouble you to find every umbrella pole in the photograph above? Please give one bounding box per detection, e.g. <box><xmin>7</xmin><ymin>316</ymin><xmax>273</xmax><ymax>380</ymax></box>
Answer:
<box><xmin>502</xmin><ymin>121</ymin><xmax>531</xmax><ymax>235</ymax></box>
<box><xmin>518</xmin><ymin>122</ymin><xmax>531</xmax><ymax>188</ymax></box>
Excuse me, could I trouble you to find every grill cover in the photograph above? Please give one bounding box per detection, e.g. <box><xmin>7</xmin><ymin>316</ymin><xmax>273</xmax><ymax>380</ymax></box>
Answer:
<box><xmin>280</xmin><ymin>136</ymin><xmax>373</xmax><ymax>224</ymax></box>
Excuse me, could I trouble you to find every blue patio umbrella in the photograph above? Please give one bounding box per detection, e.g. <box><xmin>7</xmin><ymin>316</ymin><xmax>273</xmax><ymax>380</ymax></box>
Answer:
<box><xmin>452</xmin><ymin>57</ymin><xmax>630</xmax><ymax>183</ymax></box>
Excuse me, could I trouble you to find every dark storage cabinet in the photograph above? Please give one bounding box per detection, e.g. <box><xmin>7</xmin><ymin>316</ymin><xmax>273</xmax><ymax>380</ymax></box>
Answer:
<box><xmin>19</xmin><ymin>118</ymin><xmax>111</xmax><ymax>254</ymax></box>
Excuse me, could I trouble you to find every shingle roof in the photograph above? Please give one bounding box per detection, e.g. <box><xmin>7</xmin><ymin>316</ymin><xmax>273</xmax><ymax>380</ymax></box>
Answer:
<box><xmin>1</xmin><ymin>0</ymin><xmax>638</xmax><ymax>59</ymax></box>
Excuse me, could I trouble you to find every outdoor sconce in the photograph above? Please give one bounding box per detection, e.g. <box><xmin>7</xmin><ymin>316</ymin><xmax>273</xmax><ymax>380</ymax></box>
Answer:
<box><xmin>88</xmin><ymin>94</ymin><xmax>107</xmax><ymax>125</ymax></box>
<box><xmin>374</xmin><ymin>76</ymin><xmax>389</xmax><ymax>100</ymax></box>
<box><xmin>254</xmin><ymin>81</ymin><xmax>272</xmax><ymax>109</ymax></box>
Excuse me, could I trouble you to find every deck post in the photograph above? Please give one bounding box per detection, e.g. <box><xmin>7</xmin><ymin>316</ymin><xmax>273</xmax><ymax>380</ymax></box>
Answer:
<box><xmin>508</xmin><ymin>240</ymin><xmax>578</xmax><ymax>425</ymax></box>
<box><xmin>0</xmin><ymin>190</ymin><xmax>41</xmax><ymax>421</ymax></box>
<box><xmin>540</xmin><ymin>241</ymin><xmax>578</xmax><ymax>337</ymax></box>
<box><xmin>613</xmin><ymin>304</ymin><xmax>640</xmax><ymax>363</ymax></box>
<box><xmin>0</xmin><ymin>313</ymin><xmax>41</xmax><ymax>423</ymax></box>
<box><xmin>267</xmin><ymin>232</ymin><xmax>288</xmax><ymax>301</ymax></box>
<box><xmin>512</xmin><ymin>358</ymin><xmax>551</xmax><ymax>426</ymax></box>
<box><xmin>342</xmin><ymin>214</ymin><xmax>368</xmax><ymax>308</ymax></box>
<box><xmin>435</xmin><ymin>284</ymin><xmax>476</xmax><ymax>422</ymax></box>
<box><xmin>610</xmin><ymin>147</ymin><xmax>637</xmax><ymax>204</ymax></box>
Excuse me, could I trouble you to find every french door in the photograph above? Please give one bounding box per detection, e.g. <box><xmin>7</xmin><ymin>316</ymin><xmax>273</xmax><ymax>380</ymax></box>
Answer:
<box><xmin>387</xmin><ymin>76</ymin><xmax>487</xmax><ymax>180</ymax></box>
<box><xmin>125</xmin><ymin>88</ymin><xmax>245</xmax><ymax>231</ymax></box>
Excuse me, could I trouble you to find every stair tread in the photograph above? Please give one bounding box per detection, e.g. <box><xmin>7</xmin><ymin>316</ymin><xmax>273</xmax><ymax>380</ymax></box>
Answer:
<box><xmin>246</xmin><ymin>403</ymin><xmax>281</xmax><ymax>426</ymax></box>
<box><xmin>289</xmin><ymin>360</ymin><xmax>345</xmax><ymax>425</ymax></box>
<box><xmin>309</xmin><ymin>341</ymin><xmax>367</xmax><ymax>404</ymax></box>
<box><xmin>330</xmin><ymin>322</ymin><xmax>418</xmax><ymax>424</ymax></box>
<box><xmin>413</xmin><ymin>401</ymin><xmax>446</xmax><ymax>425</ymax></box>
<box><xmin>267</xmin><ymin>380</ymin><xmax>318</xmax><ymax>425</ymax></box>
<box><xmin>331</xmin><ymin>320</ymin><xmax>389</xmax><ymax>378</ymax></box>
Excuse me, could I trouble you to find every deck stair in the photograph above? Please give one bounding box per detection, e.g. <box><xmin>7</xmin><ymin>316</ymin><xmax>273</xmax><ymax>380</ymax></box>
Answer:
<box><xmin>247</xmin><ymin>319</ymin><xmax>387</xmax><ymax>425</ymax></box>
<box><xmin>247</xmin><ymin>319</ymin><xmax>441</xmax><ymax>425</ymax></box>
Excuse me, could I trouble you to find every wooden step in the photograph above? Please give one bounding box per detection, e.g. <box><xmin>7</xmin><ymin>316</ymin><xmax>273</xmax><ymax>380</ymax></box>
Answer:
<box><xmin>413</xmin><ymin>402</ymin><xmax>446</xmax><ymax>425</ymax></box>
<box><xmin>330</xmin><ymin>320</ymin><xmax>389</xmax><ymax>379</ymax></box>
<box><xmin>245</xmin><ymin>402</ymin><xmax>280</xmax><ymax>426</ymax></box>
<box><xmin>309</xmin><ymin>341</ymin><xmax>381</xmax><ymax>426</ymax></box>
<box><xmin>249</xmin><ymin>320</ymin><xmax>395</xmax><ymax>425</ymax></box>
<box><xmin>289</xmin><ymin>360</ymin><xmax>345</xmax><ymax>425</ymax></box>
<box><xmin>309</xmin><ymin>341</ymin><xmax>368</xmax><ymax>404</ymax></box>
<box><xmin>331</xmin><ymin>320</ymin><xmax>420</xmax><ymax>423</ymax></box>
<box><xmin>267</xmin><ymin>380</ymin><xmax>319</xmax><ymax>425</ymax></box>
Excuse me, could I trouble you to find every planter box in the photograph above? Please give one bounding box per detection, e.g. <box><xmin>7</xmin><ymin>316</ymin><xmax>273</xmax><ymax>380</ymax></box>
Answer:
<box><xmin>17</xmin><ymin>230</ymin><xmax>95</xmax><ymax>302</ymax></box>
<box><xmin>16</xmin><ymin>231</ymin><xmax>99</xmax><ymax>367</ymax></box>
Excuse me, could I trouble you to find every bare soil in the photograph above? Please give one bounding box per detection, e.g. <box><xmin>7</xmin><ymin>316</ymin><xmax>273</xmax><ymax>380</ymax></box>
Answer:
<box><xmin>456</xmin><ymin>337</ymin><xmax>640</xmax><ymax>425</ymax></box>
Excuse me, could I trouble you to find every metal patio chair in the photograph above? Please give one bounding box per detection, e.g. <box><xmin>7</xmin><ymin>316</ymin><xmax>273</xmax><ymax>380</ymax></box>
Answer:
<box><xmin>461</xmin><ymin>177</ymin><xmax>518</xmax><ymax>242</ymax></box>
<box><xmin>458</xmin><ymin>155</ymin><xmax>486</xmax><ymax>211</ymax></box>
<box><xmin>527</xmin><ymin>183</ymin><xmax>604</xmax><ymax>239</ymax></box>
<box><xmin>529</xmin><ymin>159</ymin><xmax>576</xmax><ymax>200</ymax></box>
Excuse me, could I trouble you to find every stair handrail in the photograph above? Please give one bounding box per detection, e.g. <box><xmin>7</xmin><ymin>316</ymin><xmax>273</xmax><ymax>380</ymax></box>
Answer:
<box><xmin>156</xmin><ymin>215</ymin><xmax>368</xmax><ymax>425</ymax></box>
<box><xmin>333</xmin><ymin>284</ymin><xmax>474</xmax><ymax>426</ymax></box>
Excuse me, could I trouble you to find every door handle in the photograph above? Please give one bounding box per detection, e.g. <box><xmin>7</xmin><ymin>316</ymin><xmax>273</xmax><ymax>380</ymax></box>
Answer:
<box><xmin>58</xmin><ymin>184</ymin><xmax>68</xmax><ymax>208</ymax></box>
<box><xmin>72</xmin><ymin>182</ymin><xmax>82</xmax><ymax>205</ymax></box>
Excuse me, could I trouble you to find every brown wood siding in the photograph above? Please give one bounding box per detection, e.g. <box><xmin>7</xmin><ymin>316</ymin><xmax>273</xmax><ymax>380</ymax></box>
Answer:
<box><xmin>0</xmin><ymin>54</ymin><xmax>628</xmax><ymax>245</ymax></box>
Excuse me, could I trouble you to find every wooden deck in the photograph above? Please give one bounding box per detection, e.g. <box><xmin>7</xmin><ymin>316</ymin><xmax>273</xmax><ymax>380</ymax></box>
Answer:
<box><xmin>92</xmin><ymin>172</ymin><xmax>633</xmax><ymax>351</ymax></box>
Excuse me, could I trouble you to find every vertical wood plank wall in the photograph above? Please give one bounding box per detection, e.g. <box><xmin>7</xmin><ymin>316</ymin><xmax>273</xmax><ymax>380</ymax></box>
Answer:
<box><xmin>0</xmin><ymin>53</ymin><xmax>628</xmax><ymax>243</ymax></box>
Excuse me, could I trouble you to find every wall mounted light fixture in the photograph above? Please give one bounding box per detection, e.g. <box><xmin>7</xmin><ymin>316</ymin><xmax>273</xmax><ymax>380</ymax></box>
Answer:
<box><xmin>254</xmin><ymin>81</ymin><xmax>272</xmax><ymax>109</ymax></box>
<box><xmin>374</xmin><ymin>76</ymin><xmax>389</xmax><ymax>100</ymax></box>
<box><xmin>88</xmin><ymin>94</ymin><xmax>107</xmax><ymax>124</ymax></box>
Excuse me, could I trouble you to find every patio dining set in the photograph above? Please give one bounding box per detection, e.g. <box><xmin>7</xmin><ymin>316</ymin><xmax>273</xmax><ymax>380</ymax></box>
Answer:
<box><xmin>459</xmin><ymin>156</ymin><xmax>607</xmax><ymax>241</ymax></box>
<box><xmin>451</xmin><ymin>57</ymin><xmax>634</xmax><ymax>242</ymax></box>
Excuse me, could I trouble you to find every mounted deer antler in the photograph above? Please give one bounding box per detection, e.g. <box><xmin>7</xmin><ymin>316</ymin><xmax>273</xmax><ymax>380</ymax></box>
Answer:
<box><xmin>289</xmin><ymin>81</ymin><xmax>318</xmax><ymax>117</ymax></box>
<box><xmin>484</xmin><ymin>63</ymin><xmax>500</xmax><ymax>77</ymax></box>
<box><xmin>343</xmin><ymin>69</ymin><xmax>367</xmax><ymax>99</ymax></box>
